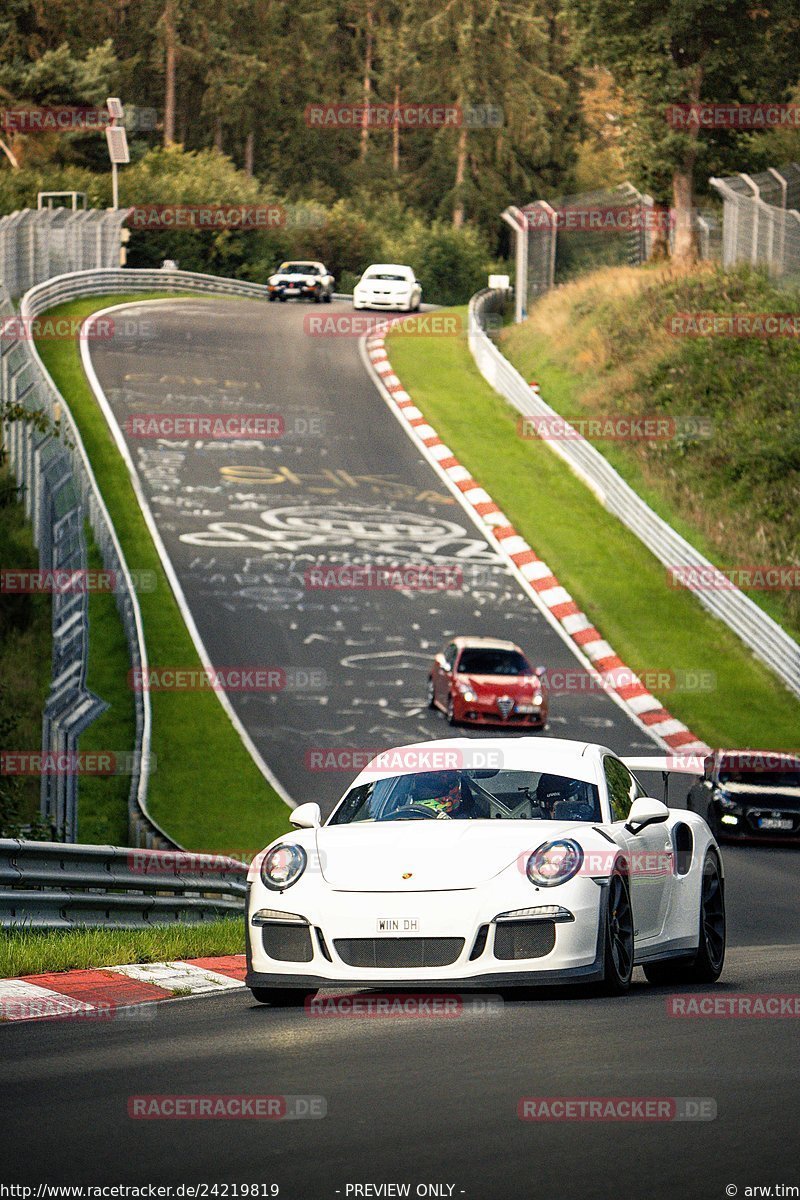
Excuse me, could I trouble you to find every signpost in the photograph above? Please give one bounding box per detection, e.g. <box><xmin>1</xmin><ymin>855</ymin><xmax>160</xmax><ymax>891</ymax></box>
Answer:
<box><xmin>105</xmin><ymin>97</ymin><xmax>129</xmax><ymax>211</ymax></box>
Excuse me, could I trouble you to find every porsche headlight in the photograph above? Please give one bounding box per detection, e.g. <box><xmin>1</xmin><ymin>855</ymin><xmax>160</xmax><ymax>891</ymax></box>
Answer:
<box><xmin>261</xmin><ymin>844</ymin><xmax>307</xmax><ymax>890</ymax></box>
<box><xmin>526</xmin><ymin>839</ymin><xmax>584</xmax><ymax>887</ymax></box>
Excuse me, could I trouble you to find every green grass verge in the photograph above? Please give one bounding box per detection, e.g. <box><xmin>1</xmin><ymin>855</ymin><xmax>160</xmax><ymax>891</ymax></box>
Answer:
<box><xmin>36</xmin><ymin>294</ymin><xmax>292</xmax><ymax>854</ymax></box>
<box><xmin>387</xmin><ymin>308</ymin><xmax>800</xmax><ymax>750</ymax></box>
<box><xmin>0</xmin><ymin>918</ymin><xmax>243</xmax><ymax>979</ymax></box>
<box><xmin>77</xmin><ymin>526</ymin><xmax>136</xmax><ymax>845</ymax></box>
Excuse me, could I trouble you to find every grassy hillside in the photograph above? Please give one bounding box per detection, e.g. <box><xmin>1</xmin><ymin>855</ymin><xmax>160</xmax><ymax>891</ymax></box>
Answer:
<box><xmin>499</xmin><ymin>263</ymin><xmax>800</xmax><ymax>640</ymax></box>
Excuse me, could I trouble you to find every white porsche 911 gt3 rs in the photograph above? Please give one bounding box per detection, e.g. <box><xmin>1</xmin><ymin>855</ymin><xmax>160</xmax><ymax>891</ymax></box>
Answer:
<box><xmin>245</xmin><ymin>737</ymin><xmax>725</xmax><ymax>1005</ymax></box>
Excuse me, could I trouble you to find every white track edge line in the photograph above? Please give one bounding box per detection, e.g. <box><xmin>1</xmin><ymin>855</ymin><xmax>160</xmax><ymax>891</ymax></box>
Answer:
<box><xmin>80</xmin><ymin>299</ymin><xmax>295</xmax><ymax>808</ymax></box>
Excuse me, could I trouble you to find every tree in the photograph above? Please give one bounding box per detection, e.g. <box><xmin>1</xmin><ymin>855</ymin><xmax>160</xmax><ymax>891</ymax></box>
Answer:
<box><xmin>414</xmin><ymin>0</ymin><xmax>573</xmax><ymax>228</ymax></box>
<box><xmin>0</xmin><ymin>39</ymin><xmax>120</xmax><ymax>170</ymax></box>
<box><xmin>567</xmin><ymin>0</ymin><xmax>800</xmax><ymax>261</ymax></box>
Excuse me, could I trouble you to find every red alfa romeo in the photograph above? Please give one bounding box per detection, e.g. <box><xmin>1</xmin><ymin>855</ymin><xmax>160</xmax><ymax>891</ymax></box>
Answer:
<box><xmin>426</xmin><ymin>636</ymin><xmax>548</xmax><ymax>728</ymax></box>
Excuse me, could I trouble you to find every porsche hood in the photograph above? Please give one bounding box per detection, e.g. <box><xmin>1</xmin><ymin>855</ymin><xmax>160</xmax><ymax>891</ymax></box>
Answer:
<box><xmin>313</xmin><ymin>821</ymin><xmax>601</xmax><ymax>892</ymax></box>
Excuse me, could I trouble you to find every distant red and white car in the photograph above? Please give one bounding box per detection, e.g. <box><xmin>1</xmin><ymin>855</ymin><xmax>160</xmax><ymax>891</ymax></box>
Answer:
<box><xmin>427</xmin><ymin>637</ymin><xmax>547</xmax><ymax>729</ymax></box>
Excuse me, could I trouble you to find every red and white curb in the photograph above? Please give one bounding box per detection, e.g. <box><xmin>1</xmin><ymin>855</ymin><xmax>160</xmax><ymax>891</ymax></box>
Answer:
<box><xmin>0</xmin><ymin>955</ymin><xmax>246</xmax><ymax>1023</ymax></box>
<box><xmin>362</xmin><ymin>333</ymin><xmax>709</xmax><ymax>757</ymax></box>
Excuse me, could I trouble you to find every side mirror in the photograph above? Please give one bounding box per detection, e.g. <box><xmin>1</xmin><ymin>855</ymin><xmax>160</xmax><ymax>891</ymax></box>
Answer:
<box><xmin>290</xmin><ymin>802</ymin><xmax>321</xmax><ymax>829</ymax></box>
<box><xmin>625</xmin><ymin>797</ymin><xmax>670</xmax><ymax>835</ymax></box>
<box><xmin>535</xmin><ymin>665</ymin><xmax>546</xmax><ymax>677</ymax></box>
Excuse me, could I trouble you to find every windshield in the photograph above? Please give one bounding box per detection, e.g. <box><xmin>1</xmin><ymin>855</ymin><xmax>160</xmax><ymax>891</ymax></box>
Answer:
<box><xmin>279</xmin><ymin>263</ymin><xmax>318</xmax><ymax>275</ymax></box>
<box><xmin>365</xmin><ymin>272</ymin><xmax>410</xmax><ymax>282</ymax></box>
<box><xmin>329</xmin><ymin>769</ymin><xmax>601</xmax><ymax>824</ymax></box>
<box><xmin>457</xmin><ymin>648</ymin><xmax>531</xmax><ymax>676</ymax></box>
<box><xmin>719</xmin><ymin>769</ymin><xmax>800</xmax><ymax>787</ymax></box>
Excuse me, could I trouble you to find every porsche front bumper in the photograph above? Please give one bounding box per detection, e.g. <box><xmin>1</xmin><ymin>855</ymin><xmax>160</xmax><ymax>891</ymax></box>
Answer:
<box><xmin>245</xmin><ymin>877</ymin><xmax>608</xmax><ymax>990</ymax></box>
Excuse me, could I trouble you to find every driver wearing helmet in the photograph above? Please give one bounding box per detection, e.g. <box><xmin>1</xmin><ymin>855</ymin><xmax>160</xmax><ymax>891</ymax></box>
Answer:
<box><xmin>409</xmin><ymin>770</ymin><xmax>474</xmax><ymax>819</ymax></box>
<box><xmin>536</xmin><ymin>773</ymin><xmax>594</xmax><ymax>821</ymax></box>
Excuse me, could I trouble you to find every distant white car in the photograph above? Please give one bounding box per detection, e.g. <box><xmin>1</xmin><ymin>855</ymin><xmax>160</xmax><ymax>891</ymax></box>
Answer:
<box><xmin>267</xmin><ymin>261</ymin><xmax>334</xmax><ymax>303</ymax></box>
<box><xmin>245</xmin><ymin>736</ymin><xmax>726</xmax><ymax>1006</ymax></box>
<box><xmin>353</xmin><ymin>263</ymin><xmax>421</xmax><ymax>312</ymax></box>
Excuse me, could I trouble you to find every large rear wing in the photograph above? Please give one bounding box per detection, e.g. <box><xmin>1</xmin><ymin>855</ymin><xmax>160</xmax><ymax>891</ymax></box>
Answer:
<box><xmin>621</xmin><ymin>755</ymin><xmax>708</xmax><ymax>776</ymax></box>
<box><xmin>621</xmin><ymin>755</ymin><xmax>710</xmax><ymax>804</ymax></box>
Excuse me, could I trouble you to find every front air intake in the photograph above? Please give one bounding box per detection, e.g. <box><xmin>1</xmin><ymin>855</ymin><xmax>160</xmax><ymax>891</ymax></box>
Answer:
<box><xmin>262</xmin><ymin>924</ymin><xmax>314</xmax><ymax>962</ymax></box>
<box><xmin>334</xmin><ymin>937</ymin><xmax>465</xmax><ymax>969</ymax></box>
<box><xmin>493</xmin><ymin>920</ymin><xmax>556</xmax><ymax>961</ymax></box>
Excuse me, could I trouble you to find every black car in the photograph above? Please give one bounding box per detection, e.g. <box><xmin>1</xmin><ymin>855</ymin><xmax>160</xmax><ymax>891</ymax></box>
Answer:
<box><xmin>687</xmin><ymin>752</ymin><xmax>800</xmax><ymax>842</ymax></box>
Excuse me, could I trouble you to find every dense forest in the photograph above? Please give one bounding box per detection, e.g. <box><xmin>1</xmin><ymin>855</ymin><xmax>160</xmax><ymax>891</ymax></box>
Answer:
<box><xmin>1</xmin><ymin>0</ymin><xmax>799</xmax><ymax>288</ymax></box>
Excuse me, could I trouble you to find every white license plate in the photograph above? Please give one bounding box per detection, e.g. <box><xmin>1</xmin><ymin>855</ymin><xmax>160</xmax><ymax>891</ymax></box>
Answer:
<box><xmin>376</xmin><ymin>918</ymin><xmax>419</xmax><ymax>932</ymax></box>
<box><xmin>758</xmin><ymin>817</ymin><xmax>793</xmax><ymax>830</ymax></box>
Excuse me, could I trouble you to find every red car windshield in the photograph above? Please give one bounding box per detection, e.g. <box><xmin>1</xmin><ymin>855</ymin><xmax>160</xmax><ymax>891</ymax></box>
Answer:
<box><xmin>457</xmin><ymin>648</ymin><xmax>531</xmax><ymax>676</ymax></box>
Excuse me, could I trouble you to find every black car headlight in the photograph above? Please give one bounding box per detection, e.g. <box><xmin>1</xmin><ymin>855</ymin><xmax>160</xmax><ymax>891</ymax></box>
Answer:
<box><xmin>261</xmin><ymin>844</ymin><xmax>307</xmax><ymax>890</ymax></box>
<box><xmin>526</xmin><ymin>839</ymin><xmax>584</xmax><ymax>887</ymax></box>
<box><xmin>717</xmin><ymin>793</ymin><xmax>744</xmax><ymax>815</ymax></box>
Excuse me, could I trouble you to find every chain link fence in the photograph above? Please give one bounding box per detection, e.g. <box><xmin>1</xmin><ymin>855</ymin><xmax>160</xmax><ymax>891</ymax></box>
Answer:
<box><xmin>502</xmin><ymin>183</ymin><xmax>662</xmax><ymax>318</ymax></box>
<box><xmin>502</xmin><ymin>183</ymin><xmax>734</xmax><ymax>319</ymax></box>
<box><xmin>0</xmin><ymin>208</ymin><xmax>129</xmax><ymax>300</ymax></box>
<box><xmin>709</xmin><ymin>163</ymin><xmax>800</xmax><ymax>281</ymax></box>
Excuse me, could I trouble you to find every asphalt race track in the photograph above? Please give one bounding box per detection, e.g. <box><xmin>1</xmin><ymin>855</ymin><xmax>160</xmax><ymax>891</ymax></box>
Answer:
<box><xmin>3</xmin><ymin>298</ymin><xmax>797</xmax><ymax>1199</ymax></box>
<box><xmin>86</xmin><ymin>297</ymin><xmax>665</xmax><ymax>811</ymax></box>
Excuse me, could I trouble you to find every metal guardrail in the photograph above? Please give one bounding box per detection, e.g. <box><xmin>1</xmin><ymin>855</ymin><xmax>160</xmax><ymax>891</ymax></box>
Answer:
<box><xmin>4</xmin><ymin>265</ymin><xmax>293</xmax><ymax>848</ymax></box>
<box><xmin>0</xmin><ymin>839</ymin><xmax>247</xmax><ymax>929</ymax></box>
<box><xmin>468</xmin><ymin>289</ymin><xmax>800</xmax><ymax>701</ymax></box>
